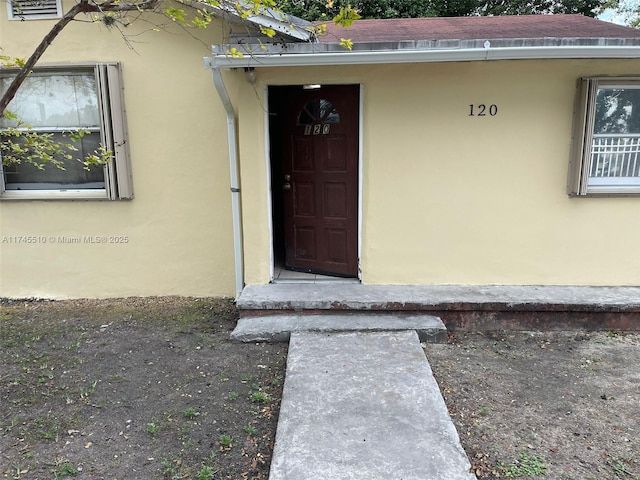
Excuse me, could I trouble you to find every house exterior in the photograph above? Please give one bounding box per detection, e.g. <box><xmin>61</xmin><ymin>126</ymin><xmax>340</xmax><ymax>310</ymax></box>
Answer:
<box><xmin>2</xmin><ymin>2</ymin><xmax>640</xmax><ymax>299</ymax></box>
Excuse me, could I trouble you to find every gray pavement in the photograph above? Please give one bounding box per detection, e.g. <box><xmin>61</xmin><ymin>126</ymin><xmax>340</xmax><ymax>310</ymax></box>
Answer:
<box><xmin>269</xmin><ymin>330</ymin><xmax>476</xmax><ymax>480</ymax></box>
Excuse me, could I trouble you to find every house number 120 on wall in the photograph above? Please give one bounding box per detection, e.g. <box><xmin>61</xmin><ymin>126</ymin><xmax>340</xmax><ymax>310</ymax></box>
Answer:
<box><xmin>469</xmin><ymin>104</ymin><xmax>498</xmax><ymax>116</ymax></box>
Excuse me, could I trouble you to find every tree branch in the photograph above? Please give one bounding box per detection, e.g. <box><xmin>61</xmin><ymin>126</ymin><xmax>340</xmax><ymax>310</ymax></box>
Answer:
<box><xmin>0</xmin><ymin>0</ymin><xmax>161</xmax><ymax>116</ymax></box>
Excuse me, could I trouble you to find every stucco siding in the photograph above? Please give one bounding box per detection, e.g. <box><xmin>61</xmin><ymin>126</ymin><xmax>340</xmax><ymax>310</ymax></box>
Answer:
<box><xmin>3</xmin><ymin>6</ymin><xmax>640</xmax><ymax>297</ymax></box>
<box><xmin>239</xmin><ymin>59</ymin><xmax>640</xmax><ymax>286</ymax></box>
<box><xmin>1</xmin><ymin>3</ymin><xmax>236</xmax><ymax>298</ymax></box>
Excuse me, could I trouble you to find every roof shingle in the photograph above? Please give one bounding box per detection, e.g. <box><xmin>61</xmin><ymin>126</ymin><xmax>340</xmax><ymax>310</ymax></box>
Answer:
<box><xmin>319</xmin><ymin>15</ymin><xmax>640</xmax><ymax>43</ymax></box>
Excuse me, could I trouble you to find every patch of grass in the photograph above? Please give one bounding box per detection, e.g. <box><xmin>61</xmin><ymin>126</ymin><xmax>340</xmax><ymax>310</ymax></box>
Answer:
<box><xmin>203</xmin><ymin>451</ymin><xmax>217</xmax><ymax>464</ymax></box>
<box><xmin>218</xmin><ymin>434</ymin><xmax>233</xmax><ymax>449</ymax></box>
<box><xmin>250</xmin><ymin>391</ymin><xmax>271</xmax><ymax>403</ymax></box>
<box><xmin>160</xmin><ymin>458</ymin><xmax>182</xmax><ymax>479</ymax></box>
<box><xmin>606</xmin><ymin>456</ymin><xmax>634</xmax><ymax>478</ymax></box>
<box><xmin>478</xmin><ymin>406</ymin><xmax>490</xmax><ymax>416</ymax></box>
<box><xmin>270</xmin><ymin>373</ymin><xmax>284</xmax><ymax>387</ymax></box>
<box><xmin>34</xmin><ymin>417</ymin><xmax>60</xmax><ymax>441</ymax></box>
<box><xmin>196</xmin><ymin>465</ymin><xmax>216</xmax><ymax>480</ymax></box>
<box><xmin>146</xmin><ymin>422</ymin><xmax>159</xmax><ymax>434</ymax></box>
<box><xmin>243</xmin><ymin>425</ymin><xmax>258</xmax><ymax>436</ymax></box>
<box><xmin>227</xmin><ymin>391</ymin><xmax>239</xmax><ymax>401</ymax></box>
<box><xmin>52</xmin><ymin>461</ymin><xmax>78</xmax><ymax>479</ymax></box>
<box><xmin>500</xmin><ymin>451</ymin><xmax>548</xmax><ymax>477</ymax></box>
<box><xmin>182</xmin><ymin>407</ymin><xmax>199</xmax><ymax>419</ymax></box>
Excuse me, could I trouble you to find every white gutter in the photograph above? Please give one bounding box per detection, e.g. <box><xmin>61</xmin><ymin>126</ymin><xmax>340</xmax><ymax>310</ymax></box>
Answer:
<box><xmin>210</xmin><ymin>67</ymin><xmax>244</xmax><ymax>299</ymax></box>
<box><xmin>205</xmin><ymin>43</ymin><xmax>640</xmax><ymax>69</ymax></box>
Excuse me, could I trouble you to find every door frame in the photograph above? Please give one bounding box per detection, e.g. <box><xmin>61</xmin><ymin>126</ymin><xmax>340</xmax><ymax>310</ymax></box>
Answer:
<box><xmin>265</xmin><ymin>83</ymin><xmax>363</xmax><ymax>282</ymax></box>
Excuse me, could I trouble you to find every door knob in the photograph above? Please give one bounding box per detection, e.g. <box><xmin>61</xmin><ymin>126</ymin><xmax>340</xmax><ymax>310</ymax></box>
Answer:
<box><xmin>284</xmin><ymin>174</ymin><xmax>291</xmax><ymax>181</ymax></box>
<box><xmin>283</xmin><ymin>183</ymin><xmax>291</xmax><ymax>191</ymax></box>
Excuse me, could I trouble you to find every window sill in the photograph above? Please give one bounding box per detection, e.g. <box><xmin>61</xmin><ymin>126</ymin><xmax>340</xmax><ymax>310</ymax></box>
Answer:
<box><xmin>0</xmin><ymin>189</ymin><xmax>109</xmax><ymax>200</ymax></box>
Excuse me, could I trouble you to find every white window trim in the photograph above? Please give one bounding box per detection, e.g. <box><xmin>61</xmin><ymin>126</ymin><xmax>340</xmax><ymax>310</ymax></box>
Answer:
<box><xmin>0</xmin><ymin>63</ymin><xmax>133</xmax><ymax>201</ymax></box>
<box><xmin>7</xmin><ymin>0</ymin><xmax>62</xmax><ymax>20</ymax></box>
<box><xmin>569</xmin><ymin>76</ymin><xmax>640</xmax><ymax>197</ymax></box>
<box><xmin>2</xmin><ymin>189</ymin><xmax>110</xmax><ymax>200</ymax></box>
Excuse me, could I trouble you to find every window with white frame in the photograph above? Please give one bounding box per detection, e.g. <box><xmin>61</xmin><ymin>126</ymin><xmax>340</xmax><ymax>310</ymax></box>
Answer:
<box><xmin>7</xmin><ymin>0</ymin><xmax>62</xmax><ymax>20</ymax></box>
<box><xmin>569</xmin><ymin>77</ymin><xmax>640</xmax><ymax>196</ymax></box>
<box><xmin>0</xmin><ymin>64</ymin><xmax>133</xmax><ymax>200</ymax></box>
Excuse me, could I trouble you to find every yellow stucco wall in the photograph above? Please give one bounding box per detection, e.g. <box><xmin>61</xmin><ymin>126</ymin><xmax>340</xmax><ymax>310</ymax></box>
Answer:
<box><xmin>0</xmin><ymin>2</ymin><xmax>237</xmax><ymax>298</ymax></box>
<box><xmin>3</xmin><ymin>6</ymin><xmax>640</xmax><ymax>297</ymax></box>
<box><xmin>236</xmin><ymin>59</ymin><xmax>640</xmax><ymax>286</ymax></box>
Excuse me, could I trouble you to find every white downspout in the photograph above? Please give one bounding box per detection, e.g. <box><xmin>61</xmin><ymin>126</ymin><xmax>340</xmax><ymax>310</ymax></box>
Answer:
<box><xmin>211</xmin><ymin>66</ymin><xmax>244</xmax><ymax>299</ymax></box>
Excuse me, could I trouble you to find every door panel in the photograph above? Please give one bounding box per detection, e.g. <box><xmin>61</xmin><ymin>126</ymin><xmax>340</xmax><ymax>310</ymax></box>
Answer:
<box><xmin>292</xmin><ymin>137</ymin><xmax>314</xmax><ymax>171</ymax></box>
<box><xmin>324</xmin><ymin>183</ymin><xmax>347</xmax><ymax>218</ymax></box>
<box><xmin>294</xmin><ymin>182</ymin><xmax>316</xmax><ymax>216</ymax></box>
<box><xmin>325</xmin><ymin>136</ymin><xmax>347</xmax><ymax>170</ymax></box>
<box><xmin>282</xmin><ymin>85</ymin><xmax>359</xmax><ymax>277</ymax></box>
<box><xmin>293</xmin><ymin>226</ymin><xmax>316</xmax><ymax>260</ymax></box>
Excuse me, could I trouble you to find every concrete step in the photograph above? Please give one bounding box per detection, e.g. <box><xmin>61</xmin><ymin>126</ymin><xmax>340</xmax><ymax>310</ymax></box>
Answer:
<box><xmin>231</xmin><ymin>313</ymin><xmax>447</xmax><ymax>343</ymax></box>
<box><xmin>238</xmin><ymin>284</ymin><xmax>640</xmax><ymax>331</ymax></box>
<box><xmin>269</xmin><ymin>330</ymin><xmax>476</xmax><ymax>480</ymax></box>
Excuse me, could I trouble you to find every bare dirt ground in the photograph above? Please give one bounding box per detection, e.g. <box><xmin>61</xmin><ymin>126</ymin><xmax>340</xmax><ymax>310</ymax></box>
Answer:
<box><xmin>1</xmin><ymin>297</ymin><xmax>639</xmax><ymax>480</ymax></box>
<box><xmin>426</xmin><ymin>331</ymin><xmax>640</xmax><ymax>480</ymax></box>
<box><xmin>1</xmin><ymin>298</ymin><xmax>286</xmax><ymax>480</ymax></box>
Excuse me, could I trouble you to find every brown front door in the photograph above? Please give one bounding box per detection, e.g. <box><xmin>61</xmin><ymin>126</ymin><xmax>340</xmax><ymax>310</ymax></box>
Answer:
<box><xmin>280</xmin><ymin>85</ymin><xmax>359</xmax><ymax>277</ymax></box>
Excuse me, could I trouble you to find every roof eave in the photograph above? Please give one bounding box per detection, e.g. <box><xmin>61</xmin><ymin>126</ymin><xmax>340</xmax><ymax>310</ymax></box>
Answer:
<box><xmin>189</xmin><ymin>0</ymin><xmax>315</xmax><ymax>42</ymax></box>
<box><xmin>238</xmin><ymin>13</ymin><xmax>314</xmax><ymax>42</ymax></box>
<box><xmin>205</xmin><ymin>38</ymin><xmax>640</xmax><ymax>69</ymax></box>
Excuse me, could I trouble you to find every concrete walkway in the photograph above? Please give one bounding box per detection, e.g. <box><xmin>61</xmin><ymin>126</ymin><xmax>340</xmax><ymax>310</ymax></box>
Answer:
<box><xmin>269</xmin><ymin>330</ymin><xmax>476</xmax><ymax>480</ymax></box>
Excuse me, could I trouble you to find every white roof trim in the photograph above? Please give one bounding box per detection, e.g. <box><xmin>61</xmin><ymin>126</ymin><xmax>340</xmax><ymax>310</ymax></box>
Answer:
<box><xmin>205</xmin><ymin>38</ymin><xmax>640</xmax><ymax>69</ymax></box>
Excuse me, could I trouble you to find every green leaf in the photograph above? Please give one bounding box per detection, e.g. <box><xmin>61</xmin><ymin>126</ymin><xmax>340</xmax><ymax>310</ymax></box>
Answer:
<box><xmin>192</xmin><ymin>9</ymin><xmax>213</xmax><ymax>28</ymax></box>
<box><xmin>165</xmin><ymin>7</ymin><xmax>186</xmax><ymax>23</ymax></box>
<box><xmin>227</xmin><ymin>47</ymin><xmax>245</xmax><ymax>58</ymax></box>
<box><xmin>260</xmin><ymin>26</ymin><xmax>277</xmax><ymax>37</ymax></box>
<box><xmin>2</xmin><ymin>110</ymin><xmax>18</xmax><ymax>120</ymax></box>
<box><xmin>339</xmin><ymin>37</ymin><xmax>354</xmax><ymax>50</ymax></box>
<box><xmin>332</xmin><ymin>5</ymin><xmax>360</xmax><ymax>28</ymax></box>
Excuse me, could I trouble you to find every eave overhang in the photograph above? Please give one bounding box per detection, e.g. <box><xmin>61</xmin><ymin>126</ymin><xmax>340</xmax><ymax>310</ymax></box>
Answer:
<box><xmin>189</xmin><ymin>0</ymin><xmax>315</xmax><ymax>42</ymax></box>
<box><xmin>205</xmin><ymin>37</ymin><xmax>640</xmax><ymax>69</ymax></box>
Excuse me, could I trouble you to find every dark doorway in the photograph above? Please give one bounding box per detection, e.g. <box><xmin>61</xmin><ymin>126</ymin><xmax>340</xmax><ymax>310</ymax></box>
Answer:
<box><xmin>269</xmin><ymin>85</ymin><xmax>359</xmax><ymax>278</ymax></box>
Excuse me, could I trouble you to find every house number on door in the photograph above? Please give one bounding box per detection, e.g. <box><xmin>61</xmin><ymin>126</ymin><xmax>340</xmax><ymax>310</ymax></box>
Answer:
<box><xmin>303</xmin><ymin>124</ymin><xmax>332</xmax><ymax>135</ymax></box>
<box><xmin>469</xmin><ymin>104</ymin><xmax>498</xmax><ymax>116</ymax></box>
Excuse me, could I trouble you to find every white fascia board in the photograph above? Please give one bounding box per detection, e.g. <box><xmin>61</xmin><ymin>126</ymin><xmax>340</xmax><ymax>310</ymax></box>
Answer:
<box><xmin>205</xmin><ymin>45</ymin><xmax>640</xmax><ymax>69</ymax></box>
<box><xmin>488</xmin><ymin>45</ymin><xmax>640</xmax><ymax>60</ymax></box>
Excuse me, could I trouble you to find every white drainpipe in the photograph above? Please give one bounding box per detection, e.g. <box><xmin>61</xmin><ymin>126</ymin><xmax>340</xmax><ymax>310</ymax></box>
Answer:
<box><xmin>210</xmin><ymin>66</ymin><xmax>244</xmax><ymax>299</ymax></box>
